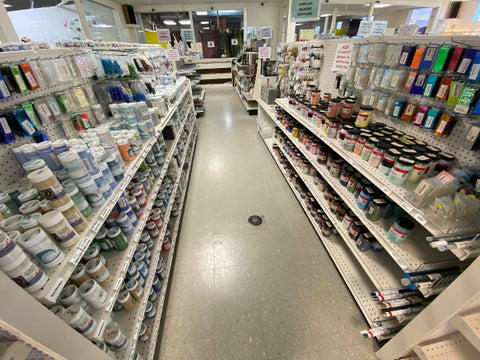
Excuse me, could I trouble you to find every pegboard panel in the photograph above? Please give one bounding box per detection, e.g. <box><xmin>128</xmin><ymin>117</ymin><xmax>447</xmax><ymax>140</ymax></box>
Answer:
<box><xmin>281</xmin><ymin>36</ymin><xmax>480</xmax><ymax>167</ymax></box>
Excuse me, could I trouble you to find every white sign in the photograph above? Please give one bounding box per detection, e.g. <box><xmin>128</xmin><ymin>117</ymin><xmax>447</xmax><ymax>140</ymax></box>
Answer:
<box><xmin>259</xmin><ymin>46</ymin><xmax>272</xmax><ymax>59</ymax></box>
<box><xmin>231</xmin><ymin>38</ymin><xmax>238</xmax><ymax>45</ymax></box>
<box><xmin>331</xmin><ymin>43</ymin><xmax>353</xmax><ymax>73</ymax></box>
<box><xmin>371</xmin><ymin>21</ymin><xmax>387</xmax><ymax>36</ymax></box>
<box><xmin>261</xmin><ymin>26</ymin><xmax>272</xmax><ymax>39</ymax></box>
<box><xmin>157</xmin><ymin>29</ymin><xmax>170</xmax><ymax>42</ymax></box>
<box><xmin>181</xmin><ymin>29</ymin><xmax>195</xmax><ymax>42</ymax></box>
<box><xmin>166</xmin><ymin>48</ymin><xmax>180</xmax><ymax>61</ymax></box>
<box><xmin>207</xmin><ymin>41</ymin><xmax>215</xmax><ymax>48</ymax></box>
<box><xmin>245</xmin><ymin>27</ymin><xmax>257</xmax><ymax>40</ymax></box>
<box><xmin>357</xmin><ymin>21</ymin><xmax>373</xmax><ymax>36</ymax></box>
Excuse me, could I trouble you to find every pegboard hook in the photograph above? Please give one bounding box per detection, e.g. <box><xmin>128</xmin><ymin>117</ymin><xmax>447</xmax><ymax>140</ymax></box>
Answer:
<box><xmin>451</xmin><ymin>37</ymin><xmax>470</xmax><ymax>47</ymax></box>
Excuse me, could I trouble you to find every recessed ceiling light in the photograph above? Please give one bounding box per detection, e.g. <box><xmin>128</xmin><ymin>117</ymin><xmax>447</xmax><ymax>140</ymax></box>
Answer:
<box><xmin>201</xmin><ymin>21</ymin><xmax>209</xmax><ymax>24</ymax></box>
<box><xmin>179</xmin><ymin>20</ymin><xmax>191</xmax><ymax>25</ymax></box>
<box><xmin>163</xmin><ymin>20</ymin><xmax>176</xmax><ymax>25</ymax></box>
<box><xmin>196</xmin><ymin>11</ymin><xmax>208</xmax><ymax>15</ymax></box>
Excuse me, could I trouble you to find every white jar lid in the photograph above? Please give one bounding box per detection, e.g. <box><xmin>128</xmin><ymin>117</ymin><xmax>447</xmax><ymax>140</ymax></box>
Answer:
<box><xmin>52</xmin><ymin>139</ymin><xmax>67</xmax><ymax>148</ymax></box>
<box><xmin>116</xmin><ymin>138</ymin><xmax>129</xmax><ymax>146</ymax></box>
<box><xmin>55</xmin><ymin>200</ymin><xmax>75</xmax><ymax>212</ymax></box>
<box><xmin>24</xmin><ymin>271</ymin><xmax>48</xmax><ymax>293</ymax></box>
<box><xmin>23</xmin><ymin>159</ymin><xmax>46</xmax><ymax>171</ymax></box>
<box><xmin>35</xmin><ymin>141</ymin><xmax>52</xmax><ymax>150</ymax></box>
<box><xmin>1</xmin><ymin>214</ymin><xmax>23</xmax><ymax>230</ymax></box>
<box><xmin>57</xmin><ymin>150</ymin><xmax>80</xmax><ymax>163</ymax></box>
<box><xmin>69</xmin><ymin>167</ymin><xmax>89</xmax><ymax>180</ymax></box>
<box><xmin>39</xmin><ymin>210</ymin><xmax>64</xmax><ymax>228</ymax></box>
<box><xmin>0</xmin><ymin>251</ymin><xmax>27</xmax><ymax>272</ymax></box>
<box><xmin>19</xmin><ymin>213</ymin><xmax>41</xmax><ymax>228</ymax></box>
<box><xmin>18</xmin><ymin>189</ymin><xmax>38</xmax><ymax>202</ymax></box>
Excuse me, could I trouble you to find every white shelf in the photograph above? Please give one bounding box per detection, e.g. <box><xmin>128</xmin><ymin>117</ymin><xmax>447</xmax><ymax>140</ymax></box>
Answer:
<box><xmin>413</xmin><ymin>334</ymin><xmax>480</xmax><ymax>360</ymax></box>
<box><xmin>261</xmin><ymin>135</ymin><xmax>396</xmax><ymax>330</ymax></box>
<box><xmin>201</xmin><ymin>73</ymin><xmax>231</xmax><ymax>81</ymax></box>
<box><xmin>273</xmin><ymin>98</ymin><xmax>459</xmax><ymax>272</ymax></box>
<box><xmin>116</xmin><ymin>126</ymin><xmax>196</xmax><ymax>360</ymax></box>
<box><xmin>275</xmin><ymin>137</ymin><xmax>404</xmax><ymax>290</ymax></box>
<box><xmin>35</xmin><ymin>82</ymin><xmax>191</xmax><ymax>305</ymax></box>
<box><xmin>137</xmin><ymin>133</ymin><xmax>197</xmax><ymax>360</ymax></box>
<box><xmin>234</xmin><ymin>86</ymin><xmax>257</xmax><ymax>112</ymax></box>
<box><xmin>450</xmin><ymin>314</ymin><xmax>480</xmax><ymax>352</ymax></box>
<box><xmin>275</xmin><ymin>98</ymin><xmax>447</xmax><ymax>237</ymax></box>
<box><xmin>89</xmin><ymin>105</ymin><xmax>192</xmax><ymax>341</ymax></box>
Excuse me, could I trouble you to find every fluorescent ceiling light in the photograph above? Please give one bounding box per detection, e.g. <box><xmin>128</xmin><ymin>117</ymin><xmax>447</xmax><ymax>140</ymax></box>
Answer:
<box><xmin>201</xmin><ymin>21</ymin><xmax>209</xmax><ymax>24</ymax></box>
<box><xmin>196</xmin><ymin>11</ymin><xmax>208</xmax><ymax>15</ymax></box>
<box><xmin>163</xmin><ymin>20</ymin><xmax>176</xmax><ymax>25</ymax></box>
<box><xmin>320</xmin><ymin>14</ymin><xmax>332</xmax><ymax>17</ymax></box>
<box><xmin>179</xmin><ymin>20</ymin><xmax>191</xmax><ymax>25</ymax></box>
<box><xmin>296</xmin><ymin>23</ymin><xmax>303</xmax><ymax>26</ymax></box>
<box><xmin>365</xmin><ymin>3</ymin><xmax>392</xmax><ymax>8</ymax></box>
<box><xmin>3</xmin><ymin>3</ymin><xmax>11</xmax><ymax>7</ymax></box>
<box><xmin>92</xmin><ymin>24</ymin><xmax>113</xmax><ymax>28</ymax></box>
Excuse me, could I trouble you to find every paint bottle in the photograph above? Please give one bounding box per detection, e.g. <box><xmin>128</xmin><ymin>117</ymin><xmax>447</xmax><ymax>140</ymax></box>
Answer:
<box><xmin>78</xmin><ymin>279</ymin><xmax>108</xmax><ymax>309</ymax></box>
<box><xmin>117</xmin><ymin>139</ymin><xmax>134</xmax><ymax>162</ymax></box>
<box><xmin>85</xmin><ymin>258</ymin><xmax>112</xmax><ymax>286</ymax></box>
<box><xmin>387</xmin><ymin>217</ymin><xmax>415</xmax><ymax>244</ymax></box>
<box><xmin>56</xmin><ymin>200</ymin><xmax>88</xmax><ymax>232</ymax></box>
<box><xmin>117</xmin><ymin>289</ymin><xmax>136</xmax><ymax>312</ymax></box>
<box><xmin>59</xmin><ymin>285</ymin><xmax>89</xmax><ymax>309</ymax></box>
<box><xmin>27</xmin><ymin>168</ymin><xmax>70</xmax><ymax>208</ymax></box>
<box><xmin>71</xmin><ymin>264</ymin><xmax>91</xmax><ymax>287</ymax></box>
<box><xmin>105</xmin><ymin>329</ymin><xmax>128</xmax><ymax>350</ymax></box>
<box><xmin>39</xmin><ymin>210</ymin><xmax>79</xmax><ymax>248</ymax></box>
<box><xmin>62</xmin><ymin>304</ymin><xmax>97</xmax><ymax>338</ymax></box>
<box><xmin>19</xmin><ymin>227</ymin><xmax>64</xmax><ymax>268</ymax></box>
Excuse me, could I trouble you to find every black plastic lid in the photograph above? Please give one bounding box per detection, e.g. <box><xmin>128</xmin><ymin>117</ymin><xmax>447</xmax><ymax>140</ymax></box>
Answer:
<box><xmin>439</xmin><ymin>152</ymin><xmax>455</xmax><ymax>161</ymax></box>
<box><xmin>330</xmin><ymin>98</ymin><xmax>341</xmax><ymax>103</ymax></box>
<box><xmin>360</xmin><ymin>105</ymin><xmax>374</xmax><ymax>110</ymax></box>
<box><xmin>349</xmin><ymin>128</ymin><xmax>362</xmax><ymax>135</ymax></box>
<box><xmin>397</xmin><ymin>156</ymin><xmax>416</xmax><ymax>166</ymax></box>
<box><xmin>373</xmin><ymin>198</ymin><xmax>387</xmax><ymax>207</ymax></box>
<box><xmin>413</xmin><ymin>145</ymin><xmax>427</xmax><ymax>153</ymax></box>
<box><xmin>426</xmin><ymin>145</ymin><xmax>441</xmax><ymax>153</ymax></box>
<box><xmin>377</xmin><ymin>142</ymin><xmax>390</xmax><ymax>150</ymax></box>
<box><xmin>414</xmin><ymin>155</ymin><xmax>431</xmax><ymax>164</ymax></box>
<box><xmin>396</xmin><ymin>217</ymin><xmax>415</xmax><ymax>230</ymax></box>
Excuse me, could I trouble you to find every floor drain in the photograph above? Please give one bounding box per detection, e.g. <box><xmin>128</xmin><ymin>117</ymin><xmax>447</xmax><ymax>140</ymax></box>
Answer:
<box><xmin>248</xmin><ymin>215</ymin><xmax>263</xmax><ymax>226</ymax></box>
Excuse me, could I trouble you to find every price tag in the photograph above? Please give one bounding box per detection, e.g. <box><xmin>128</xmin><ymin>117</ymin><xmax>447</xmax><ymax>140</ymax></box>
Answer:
<box><xmin>123</xmin><ymin>261</ymin><xmax>129</xmax><ymax>272</ymax></box>
<box><xmin>389</xmin><ymin>250</ymin><xmax>408</xmax><ymax>271</ymax></box>
<box><xmin>113</xmin><ymin>192</ymin><xmax>121</xmax><ymax>203</ymax></box>
<box><xmin>401</xmin><ymin>201</ymin><xmax>414</xmax><ymax>213</ymax></box>
<box><xmin>100</xmin><ymin>206</ymin><xmax>111</xmax><ymax>220</ymax></box>
<box><xmin>79</xmin><ymin>236</ymin><xmax>91</xmax><ymax>251</ymax></box>
<box><xmin>134</xmin><ymin>322</ymin><xmax>141</xmax><ymax>338</ymax></box>
<box><xmin>44</xmin><ymin>278</ymin><xmax>66</xmax><ymax>303</ymax></box>
<box><xmin>323</xmin><ymin>138</ymin><xmax>330</xmax><ymax>146</ymax></box>
<box><xmin>135</xmin><ymin>233</ymin><xmax>141</xmax><ymax>242</ymax></box>
<box><xmin>91</xmin><ymin>220</ymin><xmax>102</xmax><ymax>233</ymax></box>
<box><xmin>69</xmin><ymin>249</ymin><xmax>83</xmax><ymax>265</ymax></box>
<box><xmin>128</xmin><ymin>246</ymin><xmax>135</xmax><ymax>258</ymax></box>
<box><xmin>94</xmin><ymin>319</ymin><xmax>106</xmax><ymax>340</ymax></box>
<box><xmin>381</xmin><ymin>186</ymin><xmax>392</xmax><ymax>195</ymax></box>
<box><xmin>414</xmin><ymin>213</ymin><xmax>428</xmax><ymax>225</ymax></box>
<box><xmin>115</xmin><ymin>277</ymin><xmax>123</xmax><ymax>291</ymax></box>
<box><xmin>128</xmin><ymin>169</ymin><xmax>135</xmax><ymax>177</ymax></box>
<box><xmin>129</xmin><ymin>348</ymin><xmax>136</xmax><ymax>360</ymax></box>
<box><xmin>106</xmin><ymin>296</ymin><xmax>116</xmax><ymax>312</ymax></box>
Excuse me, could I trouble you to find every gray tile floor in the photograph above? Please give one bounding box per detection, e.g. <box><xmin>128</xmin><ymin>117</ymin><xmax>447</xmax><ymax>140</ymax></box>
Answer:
<box><xmin>156</xmin><ymin>84</ymin><xmax>379</xmax><ymax>360</ymax></box>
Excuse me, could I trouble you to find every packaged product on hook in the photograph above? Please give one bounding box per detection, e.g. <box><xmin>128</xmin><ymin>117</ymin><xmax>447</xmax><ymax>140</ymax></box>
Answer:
<box><xmin>373</xmin><ymin>68</ymin><xmax>385</xmax><ymax>87</ymax></box>
<box><xmin>447</xmin><ymin>81</ymin><xmax>465</xmax><ymax>106</ymax></box>
<box><xmin>19</xmin><ymin>63</ymin><xmax>40</xmax><ymax>91</ymax></box>
<box><xmin>447</xmin><ymin>47</ymin><xmax>465</xmax><ymax>73</ymax></box>
<box><xmin>384</xmin><ymin>44</ymin><xmax>403</xmax><ymax>67</ymax></box>
<box><xmin>403</xmin><ymin>72</ymin><xmax>417</xmax><ymax>93</ymax></box>
<box><xmin>389</xmin><ymin>70</ymin><xmax>409</xmax><ymax>91</ymax></box>
<box><xmin>21</xmin><ymin>104</ymin><xmax>41</xmax><ymax>128</ymax></box>
<box><xmin>398</xmin><ymin>45</ymin><xmax>416</xmax><ymax>67</ymax></box>
<box><xmin>8</xmin><ymin>65</ymin><xmax>28</xmax><ymax>94</ymax></box>
<box><xmin>457</xmin><ymin>48</ymin><xmax>477</xmax><ymax>74</ymax></box>
<box><xmin>14</xmin><ymin>109</ymin><xmax>37</xmax><ymax>137</ymax></box>
<box><xmin>455</xmin><ymin>85</ymin><xmax>477</xmax><ymax>115</ymax></box>
<box><xmin>369</xmin><ymin>43</ymin><xmax>387</xmax><ymax>66</ymax></box>
<box><xmin>0</xmin><ymin>114</ymin><xmax>15</xmax><ymax>144</ymax></box>
<box><xmin>400</xmin><ymin>103</ymin><xmax>418</xmax><ymax>122</ymax></box>
<box><xmin>0</xmin><ymin>72</ymin><xmax>12</xmax><ymax>99</ymax></box>
<box><xmin>412</xmin><ymin>105</ymin><xmax>429</xmax><ymax>127</ymax></box>
<box><xmin>468</xmin><ymin>52</ymin><xmax>480</xmax><ymax>81</ymax></box>
<box><xmin>33</xmin><ymin>98</ymin><xmax>54</xmax><ymax>125</ymax></box>
<box><xmin>435</xmin><ymin>77</ymin><xmax>452</xmax><ymax>101</ymax></box>
<box><xmin>28</xmin><ymin>61</ymin><xmax>47</xmax><ymax>88</ymax></box>
<box><xmin>423</xmin><ymin>108</ymin><xmax>441</xmax><ymax>131</ymax></box>
<box><xmin>410</xmin><ymin>47</ymin><xmax>425</xmax><ymax>69</ymax></box>
<box><xmin>410</xmin><ymin>73</ymin><xmax>428</xmax><ymax>95</ymax></box>
<box><xmin>418</xmin><ymin>45</ymin><xmax>439</xmax><ymax>70</ymax></box>
<box><xmin>433</xmin><ymin>113</ymin><xmax>456</xmax><ymax>137</ymax></box>
<box><xmin>423</xmin><ymin>75</ymin><xmax>439</xmax><ymax>97</ymax></box>
<box><xmin>380</xmin><ymin>69</ymin><xmax>393</xmax><ymax>89</ymax></box>
<box><xmin>432</xmin><ymin>45</ymin><xmax>453</xmax><ymax>72</ymax></box>
<box><xmin>357</xmin><ymin>45</ymin><xmax>371</xmax><ymax>64</ymax></box>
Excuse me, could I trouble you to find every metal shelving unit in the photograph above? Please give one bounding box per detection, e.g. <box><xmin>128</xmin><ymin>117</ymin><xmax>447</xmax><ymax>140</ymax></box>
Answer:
<box><xmin>272</xmin><ymin>98</ymin><xmax>459</xmax><ymax>273</ymax></box>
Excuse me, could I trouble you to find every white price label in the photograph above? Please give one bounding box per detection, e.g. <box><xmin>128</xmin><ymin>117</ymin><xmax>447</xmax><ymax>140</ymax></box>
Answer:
<box><xmin>91</xmin><ymin>220</ymin><xmax>102</xmax><ymax>233</ymax></box>
<box><xmin>129</xmin><ymin>348</ymin><xmax>136</xmax><ymax>360</ymax></box>
<box><xmin>135</xmin><ymin>233</ymin><xmax>141</xmax><ymax>242</ymax></box>
<box><xmin>69</xmin><ymin>249</ymin><xmax>83</xmax><ymax>265</ymax></box>
<box><xmin>389</xmin><ymin>250</ymin><xmax>408</xmax><ymax>271</ymax></box>
<box><xmin>414</xmin><ymin>213</ymin><xmax>428</xmax><ymax>225</ymax></box>
<box><xmin>381</xmin><ymin>186</ymin><xmax>392</xmax><ymax>195</ymax></box>
<box><xmin>79</xmin><ymin>236</ymin><xmax>91</xmax><ymax>251</ymax></box>
<box><xmin>106</xmin><ymin>296</ymin><xmax>116</xmax><ymax>312</ymax></box>
<box><xmin>323</xmin><ymin>139</ymin><xmax>330</xmax><ymax>146</ymax></box>
<box><xmin>128</xmin><ymin>247</ymin><xmax>135</xmax><ymax>258</ymax></box>
<box><xmin>401</xmin><ymin>201</ymin><xmax>414</xmax><ymax>213</ymax></box>
<box><xmin>115</xmin><ymin>277</ymin><xmax>123</xmax><ymax>290</ymax></box>
<box><xmin>100</xmin><ymin>206</ymin><xmax>110</xmax><ymax>219</ymax></box>
<box><xmin>134</xmin><ymin>322</ymin><xmax>141</xmax><ymax>338</ymax></box>
<box><xmin>129</xmin><ymin>169</ymin><xmax>135</xmax><ymax>177</ymax></box>
<box><xmin>123</xmin><ymin>261</ymin><xmax>129</xmax><ymax>272</ymax></box>
<box><xmin>45</xmin><ymin>278</ymin><xmax>66</xmax><ymax>303</ymax></box>
<box><xmin>94</xmin><ymin>319</ymin><xmax>106</xmax><ymax>340</ymax></box>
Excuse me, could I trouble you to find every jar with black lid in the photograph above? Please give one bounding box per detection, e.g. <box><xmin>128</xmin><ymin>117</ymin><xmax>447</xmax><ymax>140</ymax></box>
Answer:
<box><xmin>378</xmin><ymin>148</ymin><xmax>401</xmax><ymax>176</ymax></box>
<box><xmin>339</xmin><ymin>165</ymin><xmax>354</xmax><ymax>187</ymax></box>
<box><xmin>366</xmin><ymin>198</ymin><xmax>387</xmax><ymax>221</ymax></box>
<box><xmin>356</xmin><ymin>232</ymin><xmax>374</xmax><ymax>252</ymax></box>
<box><xmin>348</xmin><ymin>221</ymin><xmax>365</xmax><ymax>240</ymax></box>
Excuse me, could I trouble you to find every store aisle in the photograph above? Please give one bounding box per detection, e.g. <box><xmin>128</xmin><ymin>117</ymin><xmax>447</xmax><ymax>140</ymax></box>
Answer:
<box><xmin>156</xmin><ymin>84</ymin><xmax>378</xmax><ymax>360</ymax></box>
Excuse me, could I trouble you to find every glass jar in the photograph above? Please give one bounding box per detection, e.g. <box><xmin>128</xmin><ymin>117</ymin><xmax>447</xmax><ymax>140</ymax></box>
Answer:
<box><xmin>330</xmin><ymin>196</ymin><xmax>341</xmax><ymax>214</ymax></box>
<box><xmin>340</xmin><ymin>99</ymin><xmax>355</xmax><ymax>119</ymax></box>
<box><xmin>322</xmin><ymin>222</ymin><xmax>333</xmax><ymax>237</ymax></box>
<box><xmin>368</xmin><ymin>142</ymin><xmax>389</xmax><ymax>168</ymax></box>
<box><xmin>366</xmin><ymin>199</ymin><xmax>387</xmax><ymax>222</ymax></box>
<box><xmin>292</xmin><ymin>127</ymin><xmax>299</xmax><ymax>138</ymax></box>
<box><xmin>348</xmin><ymin>221</ymin><xmax>365</xmax><ymax>240</ymax></box>
<box><xmin>378</xmin><ymin>148</ymin><xmax>401</xmax><ymax>176</ymax></box>
<box><xmin>388</xmin><ymin>157</ymin><xmax>415</xmax><ymax>185</ymax></box>
<box><xmin>353</xmin><ymin>133</ymin><xmax>370</xmax><ymax>156</ymax></box>
<box><xmin>343</xmin><ymin>129</ymin><xmax>361</xmax><ymax>152</ymax></box>
<box><xmin>339</xmin><ymin>124</ymin><xmax>353</xmax><ymax>141</ymax></box>
<box><xmin>329</xmin><ymin>159</ymin><xmax>344</xmax><ymax>178</ymax></box>
<box><xmin>387</xmin><ymin>217</ymin><xmax>415</xmax><ymax>244</ymax></box>
<box><xmin>401</xmin><ymin>148</ymin><xmax>418</xmax><ymax>158</ymax></box>
<box><xmin>356</xmin><ymin>232</ymin><xmax>374</xmax><ymax>252</ymax></box>
<box><xmin>360</xmin><ymin>137</ymin><xmax>380</xmax><ymax>162</ymax></box>
<box><xmin>339</xmin><ymin>165</ymin><xmax>354</xmax><ymax>187</ymax></box>
<box><xmin>407</xmin><ymin>155</ymin><xmax>431</xmax><ymax>183</ymax></box>
<box><xmin>317</xmin><ymin>146</ymin><xmax>328</xmax><ymax>165</ymax></box>
<box><xmin>326</xmin><ymin>98</ymin><xmax>342</xmax><ymax>118</ymax></box>
<box><xmin>323</xmin><ymin>93</ymin><xmax>331</xmax><ymax>103</ymax></box>
<box><xmin>326</xmin><ymin>118</ymin><xmax>340</xmax><ymax>138</ymax></box>
<box><xmin>336</xmin><ymin>204</ymin><xmax>347</xmax><ymax>222</ymax></box>
<box><xmin>311</xmin><ymin>88</ymin><xmax>321</xmax><ymax>105</ymax></box>
<box><xmin>346</xmin><ymin>172</ymin><xmax>361</xmax><ymax>193</ymax></box>
<box><xmin>355</xmin><ymin>106</ymin><xmax>373</xmax><ymax>128</ymax></box>
<box><xmin>357</xmin><ymin>187</ymin><xmax>375</xmax><ymax>210</ymax></box>
<box><xmin>342</xmin><ymin>211</ymin><xmax>355</xmax><ymax>230</ymax></box>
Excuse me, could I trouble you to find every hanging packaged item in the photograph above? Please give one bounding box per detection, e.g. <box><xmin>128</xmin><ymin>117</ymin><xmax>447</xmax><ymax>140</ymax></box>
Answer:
<box><xmin>447</xmin><ymin>47</ymin><xmax>465</xmax><ymax>73</ymax></box>
<box><xmin>357</xmin><ymin>45</ymin><xmax>371</xmax><ymax>64</ymax></box>
<box><xmin>423</xmin><ymin>108</ymin><xmax>441</xmax><ymax>131</ymax></box>
<box><xmin>432</xmin><ymin>46</ymin><xmax>452</xmax><ymax>72</ymax></box>
<box><xmin>398</xmin><ymin>45</ymin><xmax>416</xmax><ymax>67</ymax></box>
<box><xmin>412</xmin><ymin>105</ymin><xmax>429</xmax><ymax>127</ymax></box>
<box><xmin>28</xmin><ymin>61</ymin><xmax>48</xmax><ymax>88</ymax></box>
<box><xmin>0</xmin><ymin>72</ymin><xmax>12</xmax><ymax>99</ymax></box>
<box><xmin>391</xmin><ymin>99</ymin><xmax>406</xmax><ymax>119</ymax></box>
<box><xmin>455</xmin><ymin>86</ymin><xmax>477</xmax><ymax>115</ymax></box>
<box><xmin>418</xmin><ymin>45</ymin><xmax>439</xmax><ymax>70</ymax></box>
<box><xmin>369</xmin><ymin>43</ymin><xmax>387</xmax><ymax>65</ymax></box>
<box><xmin>422</xmin><ymin>75</ymin><xmax>439</xmax><ymax>97</ymax></box>
<box><xmin>388</xmin><ymin>70</ymin><xmax>409</xmax><ymax>91</ymax></box>
<box><xmin>19</xmin><ymin>63</ymin><xmax>40</xmax><ymax>91</ymax></box>
<box><xmin>447</xmin><ymin>81</ymin><xmax>465</xmax><ymax>106</ymax></box>
<box><xmin>410</xmin><ymin>73</ymin><xmax>428</xmax><ymax>94</ymax></box>
<box><xmin>21</xmin><ymin>104</ymin><xmax>41</xmax><ymax>128</ymax></box>
<box><xmin>463</xmin><ymin>123</ymin><xmax>480</xmax><ymax>150</ymax></box>
<box><xmin>2</xmin><ymin>66</ymin><xmax>28</xmax><ymax>94</ymax></box>
<box><xmin>380</xmin><ymin>69</ymin><xmax>393</xmax><ymax>89</ymax></box>
<box><xmin>403</xmin><ymin>72</ymin><xmax>417</xmax><ymax>93</ymax></box>
<box><xmin>14</xmin><ymin>109</ymin><xmax>37</xmax><ymax>137</ymax></box>
<box><xmin>373</xmin><ymin>68</ymin><xmax>385</xmax><ymax>87</ymax></box>
<box><xmin>468</xmin><ymin>52</ymin><xmax>480</xmax><ymax>81</ymax></box>
<box><xmin>435</xmin><ymin>77</ymin><xmax>452</xmax><ymax>101</ymax></box>
<box><xmin>0</xmin><ymin>114</ymin><xmax>15</xmax><ymax>144</ymax></box>
<box><xmin>410</xmin><ymin>47</ymin><xmax>426</xmax><ymax>69</ymax></box>
<box><xmin>400</xmin><ymin>103</ymin><xmax>418</xmax><ymax>122</ymax></box>
<box><xmin>33</xmin><ymin>98</ymin><xmax>54</xmax><ymax>125</ymax></box>
<box><xmin>457</xmin><ymin>48</ymin><xmax>477</xmax><ymax>74</ymax></box>
<box><xmin>384</xmin><ymin>45</ymin><xmax>403</xmax><ymax>67</ymax></box>
<box><xmin>433</xmin><ymin>113</ymin><xmax>456</xmax><ymax>137</ymax></box>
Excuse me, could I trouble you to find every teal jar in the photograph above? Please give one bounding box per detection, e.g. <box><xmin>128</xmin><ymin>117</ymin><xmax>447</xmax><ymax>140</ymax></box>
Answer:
<box><xmin>378</xmin><ymin>148</ymin><xmax>401</xmax><ymax>176</ymax></box>
<box><xmin>387</xmin><ymin>217</ymin><xmax>415</xmax><ymax>244</ymax></box>
<box><xmin>387</xmin><ymin>157</ymin><xmax>415</xmax><ymax>185</ymax></box>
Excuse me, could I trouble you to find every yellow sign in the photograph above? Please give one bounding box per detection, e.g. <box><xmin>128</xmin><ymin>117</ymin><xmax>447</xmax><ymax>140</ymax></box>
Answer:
<box><xmin>299</xmin><ymin>29</ymin><xmax>315</xmax><ymax>40</ymax></box>
<box><xmin>145</xmin><ymin>31</ymin><xmax>160</xmax><ymax>44</ymax></box>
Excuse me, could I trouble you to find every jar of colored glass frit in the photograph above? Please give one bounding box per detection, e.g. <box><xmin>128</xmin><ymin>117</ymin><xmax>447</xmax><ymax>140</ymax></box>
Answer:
<box><xmin>387</xmin><ymin>217</ymin><xmax>415</xmax><ymax>244</ymax></box>
<box><xmin>360</xmin><ymin>137</ymin><xmax>380</xmax><ymax>162</ymax></box>
<box><xmin>355</xmin><ymin>106</ymin><xmax>373</xmax><ymax>128</ymax></box>
<box><xmin>326</xmin><ymin>98</ymin><xmax>342</xmax><ymax>118</ymax></box>
<box><xmin>387</xmin><ymin>157</ymin><xmax>415</xmax><ymax>185</ymax></box>
<box><xmin>356</xmin><ymin>232</ymin><xmax>374</xmax><ymax>252</ymax></box>
<box><xmin>407</xmin><ymin>155</ymin><xmax>431</xmax><ymax>183</ymax></box>
<box><xmin>366</xmin><ymin>198</ymin><xmax>387</xmax><ymax>222</ymax></box>
<box><xmin>378</xmin><ymin>148</ymin><xmax>401</xmax><ymax>176</ymax></box>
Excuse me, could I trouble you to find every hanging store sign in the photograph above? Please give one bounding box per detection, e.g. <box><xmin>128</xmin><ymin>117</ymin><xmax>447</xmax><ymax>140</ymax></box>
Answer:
<box><xmin>291</xmin><ymin>0</ymin><xmax>321</xmax><ymax>22</ymax></box>
<box><xmin>166</xmin><ymin>49</ymin><xmax>180</xmax><ymax>61</ymax></box>
<box><xmin>261</xmin><ymin>26</ymin><xmax>272</xmax><ymax>39</ymax></box>
<box><xmin>181</xmin><ymin>29</ymin><xmax>195</xmax><ymax>42</ymax></box>
<box><xmin>331</xmin><ymin>43</ymin><xmax>353</xmax><ymax>73</ymax></box>
<box><xmin>259</xmin><ymin>46</ymin><xmax>272</xmax><ymax>59</ymax></box>
<box><xmin>157</xmin><ymin>29</ymin><xmax>170</xmax><ymax>42</ymax></box>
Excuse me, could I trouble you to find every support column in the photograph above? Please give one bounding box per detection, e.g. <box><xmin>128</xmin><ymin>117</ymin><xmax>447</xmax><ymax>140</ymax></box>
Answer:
<box><xmin>323</xmin><ymin>16</ymin><xmax>330</xmax><ymax>34</ymax></box>
<box><xmin>0</xmin><ymin>3</ymin><xmax>19</xmax><ymax>42</ymax></box>
<box><xmin>74</xmin><ymin>0</ymin><xmax>92</xmax><ymax>40</ymax></box>
<box><xmin>286</xmin><ymin>0</ymin><xmax>296</xmax><ymax>42</ymax></box>
<box><xmin>329</xmin><ymin>7</ymin><xmax>338</xmax><ymax>34</ymax></box>
<box><xmin>368</xmin><ymin>2</ymin><xmax>375</xmax><ymax>21</ymax></box>
<box><xmin>188</xmin><ymin>10</ymin><xmax>195</xmax><ymax>42</ymax></box>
